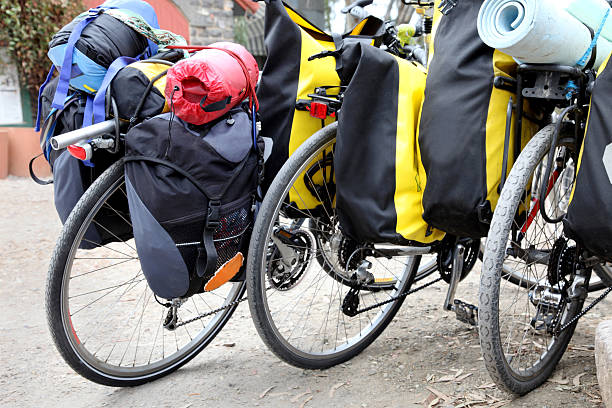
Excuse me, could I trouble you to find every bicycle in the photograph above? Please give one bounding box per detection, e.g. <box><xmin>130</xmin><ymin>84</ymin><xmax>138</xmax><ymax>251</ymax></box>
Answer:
<box><xmin>246</xmin><ymin>0</ymin><xmax>612</xmax><ymax>371</ymax></box>
<box><xmin>479</xmin><ymin>64</ymin><xmax>612</xmax><ymax>394</ymax></box>
<box><xmin>45</xmin><ymin>57</ymin><xmax>248</xmax><ymax>386</ymax></box>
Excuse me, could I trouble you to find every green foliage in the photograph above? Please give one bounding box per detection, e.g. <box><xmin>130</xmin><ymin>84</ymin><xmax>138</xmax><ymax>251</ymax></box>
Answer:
<box><xmin>0</xmin><ymin>0</ymin><xmax>82</xmax><ymax>120</ymax></box>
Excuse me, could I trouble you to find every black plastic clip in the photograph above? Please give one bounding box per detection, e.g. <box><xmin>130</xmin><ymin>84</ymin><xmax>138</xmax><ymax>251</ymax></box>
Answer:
<box><xmin>206</xmin><ymin>200</ymin><xmax>221</xmax><ymax>230</ymax></box>
<box><xmin>439</xmin><ymin>0</ymin><xmax>458</xmax><ymax>15</ymax></box>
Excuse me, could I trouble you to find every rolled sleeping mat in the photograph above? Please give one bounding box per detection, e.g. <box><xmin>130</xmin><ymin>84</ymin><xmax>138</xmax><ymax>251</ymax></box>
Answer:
<box><xmin>563</xmin><ymin>0</ymin><xmax>612</xmax><ymax>43</ymax></box>
<box><xmin>477</xmin><ymin>0</ymin><xmax>612</xmax><ymax>69</ymax></box>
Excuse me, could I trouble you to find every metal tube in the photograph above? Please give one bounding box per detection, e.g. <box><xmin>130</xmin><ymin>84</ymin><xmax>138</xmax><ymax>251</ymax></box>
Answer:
<box><xmin>50</xmin><ymin>120</ymin><xmax>116</xmax><ymax>150</ymax></box>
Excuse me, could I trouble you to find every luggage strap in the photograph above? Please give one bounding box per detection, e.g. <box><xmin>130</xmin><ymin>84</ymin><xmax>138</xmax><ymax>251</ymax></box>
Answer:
<box><xmin>51</xmin><ymin>8</ymin><xmax>105</xmax><ymax>110</ymax></box>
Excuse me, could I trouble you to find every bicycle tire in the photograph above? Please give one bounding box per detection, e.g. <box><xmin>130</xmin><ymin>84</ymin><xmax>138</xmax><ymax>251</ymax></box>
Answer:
<box><xmin>247</xmin><ymin>123</ymin><xmax>421</xmax><ymax>369</ymax></box>
<box><xmin>479</xmin><ymin>124</ymin><xmax>586</xmax><ymax>395</ymax></box>
<box><xmin>46</xmin><ymin>159</ymin><xmax>245</xmax><ymax>386</ymax></box>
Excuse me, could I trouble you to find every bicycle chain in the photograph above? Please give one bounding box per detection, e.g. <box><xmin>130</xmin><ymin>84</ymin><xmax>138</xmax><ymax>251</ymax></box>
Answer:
<box><xmin>350</xmin><ymin>277</ymin><xmax>443</xmax><ymax>316</ymax></box>
<box><xmin>173</xmin><ymin>293</ymin><xmax>248</xmax><ymax>329</ymax></box>
<box><xmin>556</xmin><ymin>286</ymin><xmax>612</xmax><ymax>334</ymax></box>
<box><xmin>172</xmin><ymin>277</ymin><xmax>444</xmax><ymax>329</ymax></box>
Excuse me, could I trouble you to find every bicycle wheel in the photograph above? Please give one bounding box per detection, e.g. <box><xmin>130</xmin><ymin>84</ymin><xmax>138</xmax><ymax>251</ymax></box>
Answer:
<box><xmin>46</xmin><ymin>159</ymin><xmax>245</xmax><ymax>387</ymax></box>
<box><xmin>479</xmin><ymin>124</ymin><xmax>588</xmax><ymax>394</ymax></box>
<box><xmin>247</xmin><ymin>123</ymin><xmax>422</xmax><ymax>369</ymax></box>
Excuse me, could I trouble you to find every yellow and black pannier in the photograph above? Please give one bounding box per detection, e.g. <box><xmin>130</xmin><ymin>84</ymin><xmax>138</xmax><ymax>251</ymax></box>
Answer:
<box><xmin>335</xmin><ymin>42</ymin><xmax>445</xmax><ymax>245</ymax></box>
<box><xmin>258</xmin><ymin>0</ymin><xmax>384</xmax><ymax>198</ymax></box>
<box><xmin>418</xmin><ymin>0</ymin><xmax>539</xmax><ymax>238</ymax></box>
<box><xmin>110</xmin><ymin>60</ymin><xmax>171</xmax><ymax>123</ymax></box>
<box><xmin>564</xmin><ymin>56</ymin><xmax>612</xmax><ymax>260</ymax></box>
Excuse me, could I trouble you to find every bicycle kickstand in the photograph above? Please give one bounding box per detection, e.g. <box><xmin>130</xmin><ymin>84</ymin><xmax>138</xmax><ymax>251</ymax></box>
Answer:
<box><xmin>443</xmin><ymin>244</ymin><xmax>479</xmax><ymax>326</ymax></box>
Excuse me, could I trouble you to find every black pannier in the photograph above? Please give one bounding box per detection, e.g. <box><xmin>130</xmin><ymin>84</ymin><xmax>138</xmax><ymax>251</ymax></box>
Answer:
<box><xmin>418</xmin><ymin>0</ymin><xmax>538</xmax><ymax>238</ymax></box>
<box><xmin>37</xmin><ymin>77</ymin><xmax>130</xmax><ymax>249</ymax></box>
<box><xmin>564</xmin><ymin>57</ymin><xmax>612</xmax><ymax>260</ymax></box>
<box><xmin>124</xmin><ymin>106</ymin><xmax>262</xmax><ymax>299</ymax></box>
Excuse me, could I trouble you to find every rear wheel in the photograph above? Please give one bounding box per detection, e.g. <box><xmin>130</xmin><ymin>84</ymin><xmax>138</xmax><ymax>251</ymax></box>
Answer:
<box><xmin>247</xmin><ymin>123</ymin><xmax>422</xmax><ymax>369</ymax></box>
<box><xmin>46</xmin><ymin>159</ymin><xmax>245</xmax><ymax>386</ymax></box>
<box><xmin>479</xmin><ymin>125</ymin><xmax>588</xmax><ymax>394</ymax></box>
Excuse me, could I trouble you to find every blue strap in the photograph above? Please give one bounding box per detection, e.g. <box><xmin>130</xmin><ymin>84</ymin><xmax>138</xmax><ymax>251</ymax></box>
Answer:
<box><xmin>577</xmin><ymin>9</ymin><xmax>610</xmax><ymax>68</ymax></box>
<box><xmin>35</xmin><ymin>66</ymin><xmax>56</xmax><ymax>131</ymax></box>
<box><xmin>91</xmin><ymin>56</ymin><xmax>136</xmax><ymax>125</ymax></box>
<box><xmin>83</xmin><ymin>94</ymin><xmax>94</xmax><ymax>128</ymax></box>
<box><xmin>51</xmin><ymin>9</ymin><xmax>103</xmax><ymax>110</ymax></box>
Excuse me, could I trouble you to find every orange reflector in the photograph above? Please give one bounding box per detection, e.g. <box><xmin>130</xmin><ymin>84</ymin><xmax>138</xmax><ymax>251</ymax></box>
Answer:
<box><xmin>204</xmin><ymin>252</ymin><xmax>244</xmax><ymax>291</ymax></box>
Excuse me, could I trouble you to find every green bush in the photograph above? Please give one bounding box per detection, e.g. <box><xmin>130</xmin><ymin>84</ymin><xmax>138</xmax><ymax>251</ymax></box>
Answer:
<box><xmin>0</xmin><ymin>0</ymin><xmax>82</xmax><ymax>121</ymax></box>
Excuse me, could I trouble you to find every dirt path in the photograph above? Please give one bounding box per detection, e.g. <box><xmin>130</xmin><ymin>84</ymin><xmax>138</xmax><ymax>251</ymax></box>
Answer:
<box><xmin>0</xmin><ymin>177</ymin><xmax>608</xmax><ymax>407</ymax></box>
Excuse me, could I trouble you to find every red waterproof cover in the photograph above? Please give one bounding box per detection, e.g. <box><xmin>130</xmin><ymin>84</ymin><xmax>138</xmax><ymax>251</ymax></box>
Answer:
<box><xmin>165</xmin><ymin>42</ymin><xmax>259</xmax><ymax>125</ymax></box>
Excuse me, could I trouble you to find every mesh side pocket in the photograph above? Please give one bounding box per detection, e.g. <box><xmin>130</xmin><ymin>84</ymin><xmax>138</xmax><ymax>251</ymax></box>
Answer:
<box><xmin>213</xmin><ymin>197</ymin><xmax>252</xmax><ymax>270</ymax></box>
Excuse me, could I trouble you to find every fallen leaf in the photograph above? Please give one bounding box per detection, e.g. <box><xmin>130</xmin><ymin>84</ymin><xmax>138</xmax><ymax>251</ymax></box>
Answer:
<box><xmin>454</xmin><ymin>373</ymin><xmax>473</xmax><ymax>382</ymax></box>
<box><xmin>478</xmin><ymin>383</ymin><xmax>496</xmax><ymax>389</ymax></box>
<box><xmin>222</xmin><ymin>343</ymin><xmax>236</xmax><ymax>347</ymax></box>
<box><xmin>427</xmin><ymin>397</ymin><xmax>440</xmax><ymax>408</ymax></box>
<box><xmin>187</xmin><ymin>393</ymin><xmax>200</xmax><ymax>396</ymax></box>
<box><xmin>426</xmin><ymin>374</ymin><xmax>435</xmax><ymax>382</ymax></box>
<box><xmin>329</xmin><ymin>382</ymin><xmax>346</xmax><ymax>398</ymax></box>
<box><xmin>291</xmin><ymin>391</ymin><xmax>311</xmax><ymax>403</ymax></box>
<box><xmin>453</xmin><ymin>369</ymin><xmax>464</xmax><ymax>378</ymax></box>
<box><xmin>548</xmin><ymin>376</ymin><xmax>569</xmax><ymax>385</ymax></box>
<box><xmin>425</xmin><ymin>386</ymin><xmax>451</xmax><ymax>402</ymax></box>
<box><xmin>490</xmin><ymin>401</ymin><xmax>511</xmax><ymax>408</ymax></box>
<box><xmin>434</xmin><ymin>375</ymin><xmax>455</xmax><ymax>383</ymax></box>
<box><xmin>299</xmin><ymin>395</ymin><xmax>313</xmax><ymax>408</ymax></box>
<box><xmin>259</xmin><ymin>386</ymin><xmax>275</xmax><ymax>399</ymax></box>
<box><xmin>573</xmin><ymin>373</ymin><xmax>586</xmax><ymax>387</ymax></box>
<box><xmin>455</xmin><ymin>400</ymin><xmax>486</xmax><ymax>408</ymax></box>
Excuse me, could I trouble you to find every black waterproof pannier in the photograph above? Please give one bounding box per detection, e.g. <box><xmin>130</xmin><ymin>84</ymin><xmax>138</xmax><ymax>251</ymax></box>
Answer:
<box><xmin>37</xmin><ymin>77</ymin><xmax>131</xmax><ymax>249</ymax></box>
<box><xmin>564</xmin><ymin>56</ymin><xmax>612</xmax><ymax>260</ymax></box>
<box><xmin>124</xmin><ymin>107</ymin><xmax>262</xmax><ymax>299</ymax></box>
<box><xmin>334</xmin><ymin>42</ymin><xmax>445</xmax><ymax>245</ymax></box>
<box><xmin>418</xmin><ymin>0</ymin><xmax>539</xmax><ymax>238</ymax></box>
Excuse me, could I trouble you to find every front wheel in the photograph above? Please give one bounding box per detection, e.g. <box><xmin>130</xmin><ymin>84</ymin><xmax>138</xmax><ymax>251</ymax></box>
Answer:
<box><xmin>479</xmin><ymin>124</ymin><xmax>587</xmax><ymax>395</ymax></box>
<box><xmin>247</xmin><ymin>123</ymin><xmax>422</xmax><ymax>369</ymax></box>
<box><xmin>46</xmin><ymin>159</ymin><xmax>245</xmax><ymax>386</ymax></box>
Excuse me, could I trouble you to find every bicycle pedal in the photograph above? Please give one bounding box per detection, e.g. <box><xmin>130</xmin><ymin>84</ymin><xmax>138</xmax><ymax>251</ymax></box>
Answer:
<box><xmin>453</xmin><ymin>299</ymin><xmax>478</xmax><ymax>326</ymax></box>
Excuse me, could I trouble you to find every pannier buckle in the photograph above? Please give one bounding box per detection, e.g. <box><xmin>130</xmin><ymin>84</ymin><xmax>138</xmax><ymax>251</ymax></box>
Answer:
<box><xmin>206</xmin><ymin>201</ymin><xmax>221</xmax><ymax>230</ymax></box>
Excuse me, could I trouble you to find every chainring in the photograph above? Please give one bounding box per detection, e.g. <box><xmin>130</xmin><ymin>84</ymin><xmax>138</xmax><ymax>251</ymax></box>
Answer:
<box><xmin>548</xmin><ymin>237</ymin><xmax>575</xmax><ymax>287</ymax></box>
<box><xmin>266</xmin><ymin>230</ymin><xmax>315</xmax><ymax>291</ymax></box>
<box><xmin>437</xmin><ymin>238</ymin><xmax>480</xmax><ymax>283</ymax></box>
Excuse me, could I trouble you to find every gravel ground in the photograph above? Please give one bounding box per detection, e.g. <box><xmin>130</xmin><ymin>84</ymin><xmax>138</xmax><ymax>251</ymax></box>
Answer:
<box><xmin>0</xmin><ymin>177</ymin><xmax>609</xmax><ymax>407</ymax></box>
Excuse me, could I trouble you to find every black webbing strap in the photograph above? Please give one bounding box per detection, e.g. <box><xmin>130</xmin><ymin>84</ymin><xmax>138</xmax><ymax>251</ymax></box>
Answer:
<box><xmin>197</xmin><ymin>200</ymin><xmax>220</xmax><ymax>279</ymax></box>
<box><xmin>332</xmin><ymin>33</ymin><xmax>344</xmax><ymax>72</ymax></box>
<box><xmin>29</xmin><ymin>154</ymin><xmax>53</xmax><ymax>185</ymax></box>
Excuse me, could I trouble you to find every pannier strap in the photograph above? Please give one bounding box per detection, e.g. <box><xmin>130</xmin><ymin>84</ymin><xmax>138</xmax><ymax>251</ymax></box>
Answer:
<box><xmin>197</xmin><ymin>200</ymin><xmax>220</xmax><ymax>279</ymax></box>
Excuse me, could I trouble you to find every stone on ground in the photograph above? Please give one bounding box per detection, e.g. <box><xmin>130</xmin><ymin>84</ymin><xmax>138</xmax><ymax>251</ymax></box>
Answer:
<box><xmin>596</xmin><ymin>319</ymin><xmax>612</xmax><ymax>407</ymax></box>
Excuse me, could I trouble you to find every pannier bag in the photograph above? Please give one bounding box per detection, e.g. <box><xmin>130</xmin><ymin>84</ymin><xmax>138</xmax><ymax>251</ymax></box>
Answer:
<box><xmin>564</xmin><ymin>55</ymin><xmax>612</xmax><ymax>260</ymax></box>
<box><xmin>335</xmin><ymin>42</ymin><xmax>445</xmax><ymax>245</ymax></box>
<box><xmin>165</xmin><ymin>42</ymin><xmax>259</xmax><ymax>125</ymax></box>
<box><xmin>418</xmin><ymin>0</ymin><xmax>539</xmax><ymax>238</ymax></box>
<box><xmin>258</xmin><ymin>0</ymin><xmax>385</xmax><ymax>197</ymax></box>
<box><xmin>124</xmin><ymin>107</ymin><xmax>262</xmax><ymax>299</ymax></box>
<box><xmin>37</xmin><ymin>77</ymin><xmax>132</xmax><ymax>249</ymax></box>
<box><xmin>110</xmin><ymin>60</ymin><xmax>171</xmax><ymax>123</ymax></box>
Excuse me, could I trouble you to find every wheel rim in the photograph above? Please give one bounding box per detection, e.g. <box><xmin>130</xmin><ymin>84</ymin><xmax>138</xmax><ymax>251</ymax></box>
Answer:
<box><xmin>58</xmin><ymin>175</ymin><xmax>243</xmax><ymax>379</ymax></box>
<box><xmin>495</xmin><ymin>143</ymin><xmax>581</xmax><ymax>378</ymax></box>
<box><xmin>256</xmin><ymin>138</ymin><xmax>415</xmax><ymax>359</ymax></box>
